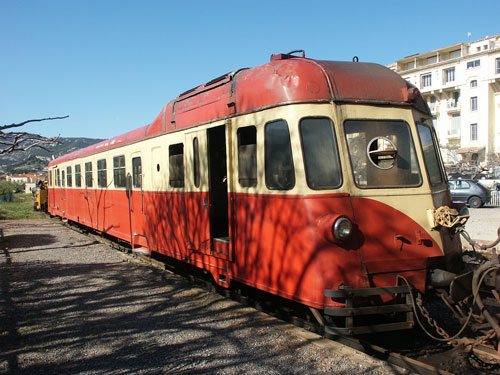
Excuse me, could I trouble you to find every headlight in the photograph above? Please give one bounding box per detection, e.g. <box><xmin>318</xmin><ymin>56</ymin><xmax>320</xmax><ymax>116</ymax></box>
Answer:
<box><xmin>332</xmin><ymin>217</ymin><xmax>353</xmax><ymax>241</ymax></box>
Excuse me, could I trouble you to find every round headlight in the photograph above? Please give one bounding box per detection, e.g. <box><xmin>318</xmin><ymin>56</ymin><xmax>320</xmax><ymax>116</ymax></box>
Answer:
<box><xmin>332</xmin><ymin>217</ymin><xmax>353</xmax><ymax>241</ymax></box>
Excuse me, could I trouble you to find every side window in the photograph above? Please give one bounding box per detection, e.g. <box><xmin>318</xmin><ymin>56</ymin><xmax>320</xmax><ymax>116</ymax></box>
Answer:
<box><xmin>62</xmin><ymin>170</ymin><xmax>65</xmax><ymax>187</ymax></box>
<box><xmin>49</xmin><ymin>170</ymin><xmax>52</xmax><ymax>187</ymax></box>
<box><xmin>132</xmin><ymin>157</ymin><xmax>142</xmax><ymax>189</ymax></box>
<box><xmin>193</xmin><ymin>138</ymin><xmax>200</xmax><ymax>188</ymax></box>
<box><xmin>265</xmin><ymin>120</ymin><xmax>295</xmax><ymax>190</ymax></box>
<box><xmin>113</xmin><ymin>155</ymin><xmax>126</xmax><ymax>188</ymax></box>
<box><xmin>75</xmin><ymin>164</ymin><xmax>82</xmax><ymax>187</ymax></box>
<box><xmin>66</xmin><ymin>166</ymin><xmax>72</xmax><ymax>187</ymax></box>
<box><xmin>237</xmin><ymin>126</ymin><xmax>257</xmax><ymax>187</ymax></box>
<box><xmin>457</xmin><ymin>181</ymin><xmax>471</xmax><ymax>189</ymax></box>
<box><xmin>448</xmin><ymin>181</ymin><xmax>455</xmax><ymax>189</ymax></box>
<box><xmin>56</xmin><ymin>169</ymin><xmax>61</xmax><ymax>187</ymax></box>
<box><xmin>299</xmin><ymin>117</ymin><xmax>341</xmax><ymax>189</ymax></box>
<box><xmin>169</xmin><ymin>143</ymin><xmax>184</xmax><ymax>188</ymax></box>
<box><xmin>85</xmin><ymin>162</ymin><xmax>93</xmax><ymax>188</ymax></box>
<box><xmin>97</xmin><ymin>159</ymin><xmax>107</xmax><ymax>188</ymax></box>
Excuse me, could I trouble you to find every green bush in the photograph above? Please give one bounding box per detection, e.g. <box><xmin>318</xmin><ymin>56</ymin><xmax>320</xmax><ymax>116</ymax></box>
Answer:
<box><xmin>0</xmin><ymin>181</ymin><xmax>16</xmax><ymax>195</ymax></box>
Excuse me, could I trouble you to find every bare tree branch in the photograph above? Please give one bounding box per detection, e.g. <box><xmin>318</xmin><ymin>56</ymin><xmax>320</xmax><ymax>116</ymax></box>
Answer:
<box><xmin>0</xmin><ymin>116</ymin><xmax>69</xmax><ymax>131</ymax></box>
<box><xmin>0</xmin><ymin>116</ymin><xmax>68</xmax><ymax>154</ymax></box>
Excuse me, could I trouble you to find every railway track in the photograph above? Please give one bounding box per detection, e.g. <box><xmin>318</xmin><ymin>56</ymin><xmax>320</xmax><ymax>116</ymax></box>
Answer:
<box><xmin>58</xmin><ymin>219</ymin><xmax>494</xmax><ymax>375</ymax></box>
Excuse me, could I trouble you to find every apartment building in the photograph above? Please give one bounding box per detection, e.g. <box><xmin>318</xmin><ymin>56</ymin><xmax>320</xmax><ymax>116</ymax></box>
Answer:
<box><xmin>391</xmin><ymin>34</ymin><xmax>500</xmax><ymax>165</ymax></box>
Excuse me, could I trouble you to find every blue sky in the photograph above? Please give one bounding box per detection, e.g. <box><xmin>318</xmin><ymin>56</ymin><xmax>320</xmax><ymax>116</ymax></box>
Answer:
<box><xmin>1</xmin><ymin>0</ymin><xmax>499</xmax><ymax>139</ymax></box>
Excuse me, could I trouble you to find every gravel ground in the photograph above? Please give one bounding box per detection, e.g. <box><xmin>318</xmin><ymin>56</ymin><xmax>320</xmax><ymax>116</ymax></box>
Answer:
<box><xmin>0</xmin><ymin>219</ymin><xmax>405</xmax><ymax>375</ymax></box>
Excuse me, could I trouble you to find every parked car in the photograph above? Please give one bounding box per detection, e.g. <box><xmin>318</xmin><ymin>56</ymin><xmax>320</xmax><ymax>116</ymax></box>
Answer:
<box><xmin>448</xmin><ymin>179</ymin><xmax>491</xmax><ymax>208</ymax></box>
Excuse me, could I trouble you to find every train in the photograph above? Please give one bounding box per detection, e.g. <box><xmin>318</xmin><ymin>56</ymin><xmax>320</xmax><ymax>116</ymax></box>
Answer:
<box><xmin>48</xmin><ymin>51</ymin><xmax>500</xmax><ymax>342</ymax></box>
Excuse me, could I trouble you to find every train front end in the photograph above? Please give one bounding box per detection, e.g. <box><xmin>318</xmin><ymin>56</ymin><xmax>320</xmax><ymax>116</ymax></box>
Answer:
<box><xmin>315</xmin><ymin>61</ymin><xmax>469</xmax><ymax>335</ymax></box>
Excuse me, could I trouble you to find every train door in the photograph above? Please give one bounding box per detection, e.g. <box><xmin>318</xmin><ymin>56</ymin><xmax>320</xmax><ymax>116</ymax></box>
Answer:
<box><xmin>184</xmin><ymin>130</ymin><xmax>211</xmax><ymax>254</ymax></box>
<box><xmin>207</xmin><ymin>124</ymin><xmax>233</xmax><ymax>260</ymax></box>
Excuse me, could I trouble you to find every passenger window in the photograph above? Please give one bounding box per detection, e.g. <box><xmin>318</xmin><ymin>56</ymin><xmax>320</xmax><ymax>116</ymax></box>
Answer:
<box><xmin>265</xmin><ymin>120</ymin><xmax>295</xmax><ymax>190</ymax></box>
<box><xmin>113</xmin><ymin>155</ymin><xmax>126</xmax><ymax>188</ymax></box>
<box><xmin>300</xmin><ymin>117</ymin><xmax>341</xmax><ymax>189</ymax></box>
<box><xmin>169</xmin><ymin>143</ymin><xmax>184</xmax><ymax>188</ymax></box>
<box><xmin>345</xmin><ymin>120</ymin><xmax>421</xmax><ymax>188</ymax></box>
<box><xmin>67</xmin><ymin>166</ymin><xmax>72</xmax><ymax>187</ymax></box>
<box><xmin>75</xmin><ymin>165</ymin><xmax>82</xmax><ymax>187</ymax></box>
<box><xmin>193</xmin><ymin>138</ymin><xmax>200</xmax><ymax>188</ymax></box>
<box><xmin>417</xmin><ymin>124</ymin><xmax>444</xmax><ymax>186</ymax></box>
<box><xmin>132</xmin><ymin>157</ymin><xmax>142</xmax><ymax>189</ymax></box>
<box><xmin>56</xmin><ymin>169</ymin><xmax>60</xmax><ymax>187</ymax></box>
<box><xmin>97</xmin><ymin>159</ymin><xmax>107</xmax><ymax>188</ymax></box>
<box><xmin>85</xmin><ymin>162</ymin><xmax>93</xmax><ymax>188</ymax></box>
<box><xmin>237</xmin><ymin>126</ymin><xmax>257</xmax><ymax>187</ymax></box>
<box><xmin>62</xmin><ymin>170</ymin><xmax>65</xmax><ymax>187</ymax></box>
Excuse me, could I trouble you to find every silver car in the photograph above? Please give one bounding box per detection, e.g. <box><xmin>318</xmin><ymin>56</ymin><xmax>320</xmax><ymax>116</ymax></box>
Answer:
<box><xmin>448</xmin><ymin>179</ymin><xmax>491</xmax><ymax>208</ymax></box>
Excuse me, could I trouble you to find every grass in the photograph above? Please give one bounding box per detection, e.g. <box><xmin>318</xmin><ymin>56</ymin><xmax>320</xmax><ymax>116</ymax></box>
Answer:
<box><xmin>0</xmin><ymin>193</ymin><xmax>47</xmax><ymax>220</ymax></box>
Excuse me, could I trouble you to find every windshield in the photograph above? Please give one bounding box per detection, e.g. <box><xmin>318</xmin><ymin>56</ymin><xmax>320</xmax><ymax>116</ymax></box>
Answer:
<box><xmin>416</xmin><ymin>123</ymin><xmax>445</xmax><ymax>186</ymax></box>
<box><xmin>345</xmin><ymin>120</ymin><xmax>421</xmax><ymax>188</ymax></box>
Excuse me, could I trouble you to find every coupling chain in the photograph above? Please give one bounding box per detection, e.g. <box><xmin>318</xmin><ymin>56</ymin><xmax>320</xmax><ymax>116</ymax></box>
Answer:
<box><xmin>415</xmin><ymin>294</ymin><xmax>454</xmax><ymax>343</ymax></box>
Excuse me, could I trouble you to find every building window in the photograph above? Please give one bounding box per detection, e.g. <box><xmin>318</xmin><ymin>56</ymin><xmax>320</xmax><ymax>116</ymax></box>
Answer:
<box><xmin>471</xmin><ymin>123</ymin><xmax>478</xmax><ymax>141</ymax></box>
<box><xmin>75</xmin><ymin>164</ymin><xmax>81</xmax><ymax>187</ymax></box>
<box><xmin>132</xmin><ymin>157</ymin><xmax>142</xmax><ymax>188</ymax></box>
<box><xmin>470</xmin><ymin>96</ymin><xmax>478</xmax><ymax>111</ymax></box>
<box><xmin>421</xmin><ymin>73</ymin><xmax>432</xmax><ymax>87</ymax></box>
<box><xmin>470</xmin><ymin>80</ymin><xmax>478</xmax><ymax>88</ymax></box>
<box><xmin>237</xmin><ymin>126</ymin><xmax>257</xmax><ymax>188</ymax></box>
<box><xmin>113</xmin><ymin>155</ymin><xmax>126</xmax><ymax>188</ymax></box>
<box><xmin>85</xmin><ymin>162</ymin><xmax>92</xmax><ymax>188</ymax></box>
<box><xmin>450</xmin><ymin>49</ymin><xmax>461</xmax><ymax>59</ymax></box>
<box><xmin>444</xmin><ymin>68</ymin><xmax>455</xmax><ymax>83</ymax></box>
<box><xmin>496</xmin><ymin>58</ymin><xmax>500</xmax><ymax>74</ymax></box>
<box><xmin>66</xmin><ymin>166</ymin><xmax>72</xmax><ymax>187</ymax></box>
<box><xmin>169</xmin><ymin>143</ymin><xmax>184</xmax><ymax>188</ymax></box>
<box><xmin>467</xmin><ymin>59</ymin><xmax>480</xmax><ymax>69</ymax></box>
<box><xmin>97</xmin><ymin>159</ymin><xmax>107</xmax><ymax>188</ymax></box>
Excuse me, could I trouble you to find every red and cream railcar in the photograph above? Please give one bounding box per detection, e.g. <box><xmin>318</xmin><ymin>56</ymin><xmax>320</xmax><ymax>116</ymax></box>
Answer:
<box><xmin>48</xmin><ymin>52</ymin><xmax>463</xmax><ymax>334</ymax></box>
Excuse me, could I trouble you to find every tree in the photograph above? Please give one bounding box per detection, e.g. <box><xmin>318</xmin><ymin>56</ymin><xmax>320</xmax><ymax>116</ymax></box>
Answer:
<box><xmin>0</xmin><ymin>116</ymin><xmax>68</xmax><ymax>154</ymax></box>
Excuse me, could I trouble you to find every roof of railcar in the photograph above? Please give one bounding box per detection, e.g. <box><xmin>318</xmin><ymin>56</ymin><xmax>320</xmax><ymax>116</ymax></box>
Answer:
<box><xmin>50</xmin><ymin>53</ymin><xmax>422</xmax><ymax>166</ymax></box>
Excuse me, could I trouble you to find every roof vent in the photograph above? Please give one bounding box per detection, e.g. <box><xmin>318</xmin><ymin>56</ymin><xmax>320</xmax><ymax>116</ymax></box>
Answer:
<box><xmin>270</xmin><ymin>49</ymin><xmax>305</xmax><ymax>61</ymax></box>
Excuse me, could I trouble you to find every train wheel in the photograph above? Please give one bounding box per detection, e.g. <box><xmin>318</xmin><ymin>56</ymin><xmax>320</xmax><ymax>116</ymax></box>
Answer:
<box><xmin>468</xmin><ymin>196</ymin><xmax>482</xmax><ymax>208</ymax></box>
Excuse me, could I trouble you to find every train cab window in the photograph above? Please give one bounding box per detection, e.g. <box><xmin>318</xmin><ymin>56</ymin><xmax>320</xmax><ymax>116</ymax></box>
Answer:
<box><xmin>113</xmin><ymin>155</ymin><xmax>126</xmax><ymax>188</ymax></box>
<box><xmin>417</xmin><ymin>124</ymin><xmax>444</xmax><ymax>186</ymax></box>
<box><xmin>299</xmin><ymin>117</ymin><xmax>341</xmax><ymax>189</ymax></box>
<box><xmin>345</xmin><ymin>120</ymin><xmax>421</xmax><ymax>188</ymax></box>
<box><xmin>56</xmin><ymin>169</ymin><xmax>60</xmax><ymax>187</ymax></box>
<box><xmin>66</xmin><ymin>166</ymin><xmax>72</xmax><ymax>187</ymax></box>
<box><xmin>132</xmin><ymin>157</ymin><xmax>142</xmax><ymax>189</ymax></box>
<box><xmin>85</xmin><ymin>162</ymin><xmax>93</xmax><ymax>188</ymax></box>
<box><xmin>97</xmin><ymin>159</ymin><xmax>107</xmax><ymax>188</ymax></box>
<box><xmin>75</xmin><ymin>164</ymin><xmax>82</xmax><ymax>187</ymax></box>
<box><xmin>237</xmin><ymin>126</ymin><xmax>257</xmax><ymax>187</ymax></box>
<box><xmin>169</xmin><ymin>143</ymin><xmax>184</xmax><ymax>188</ymax></box>
<box><xmin>61</xmin><ymin>170</ymin><xmax>65</xmax><ymax>187</ymax></box>
<box><xmin>265</xmin><ymin>120</ymin><xmax>295</xmax><ymax>190</ymax></box>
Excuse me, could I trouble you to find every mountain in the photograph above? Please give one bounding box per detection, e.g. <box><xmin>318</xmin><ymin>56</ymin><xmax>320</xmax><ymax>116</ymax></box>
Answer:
<box><xmin>0</xmin><ymin>137</ymin><xmax>105</xmax><ymax>174</ymax></box>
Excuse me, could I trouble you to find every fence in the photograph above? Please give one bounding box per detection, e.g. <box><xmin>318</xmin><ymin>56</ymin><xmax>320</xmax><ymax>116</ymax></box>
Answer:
<box><xmin>491</xmin><ymin>191</ymin><xmax>500</xmax><ymax>206</ymax></box>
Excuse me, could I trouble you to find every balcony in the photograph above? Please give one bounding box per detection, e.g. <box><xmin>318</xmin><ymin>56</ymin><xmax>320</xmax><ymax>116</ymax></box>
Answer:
<box><xmin>447</xmin><ymin>100</ymin><xmax>461</xmax><ymax>113</ymax></box>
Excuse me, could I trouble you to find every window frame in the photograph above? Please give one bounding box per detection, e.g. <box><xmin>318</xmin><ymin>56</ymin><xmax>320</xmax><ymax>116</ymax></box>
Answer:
<box><xmin>470</xmin><ymin>96</ymin><xmax>478</xmax><ymax>111</ymax></box>
<box><xmin>470</xmin><ymin>123</ymin><xmax>478</xmax><ymax>141</ymax></box>
<box><xmin>113</xmin><ymin>155</ymin><xmax>126</xmax><ymax>188</ymax></box>
<box><xmin>66</xmin><ymin>166</ymin><xmax>72</xmax><ymax>187</ymax></box>
<box><xmin>237</xmin><ymin>126</ymin><xmax>257</xmax><ymax>188</ymax></box>
<box><xmin>421</xmin><ymin>73</ymin><xmax>432</xmax><ymax>88</ymax></box>
<box><xmin>299</xmin><ymin>116</ymin><xmax>342</xmax><ymax>190</ymax></box>
<box><xmin>75</xmin><ymin>164</ymin><xmax>82</xmax><ymax>187</ymax></box>
<box><xmin>169</xmin><ymin>143</ymin><xmax>185</xmax><ymax>188</ymax></box>
<box><xmin>85</xmin><ymin>161</ymin><xmax>93</xmax><ymax>188</ymax></box>
<box><xmin>264</xmin><ymin>119</ymin><xmax>295</xmax><ymax>191</ymax></box>
<box><xmin>132</xmin><ymin>156</ymin><xmax>142</xmax><ymax>189</ymax></box>
<box><xmin>97</xmin><ymin>159</ymin><xmax>107</xmax><ymax>188</ymax></box>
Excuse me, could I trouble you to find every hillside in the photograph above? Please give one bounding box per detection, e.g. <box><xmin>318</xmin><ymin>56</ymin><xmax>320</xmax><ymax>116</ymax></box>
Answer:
<box><xmin>0</xmin><ymin>137</ymin><xmax>104</xmax><ymax>174</ymax></box>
